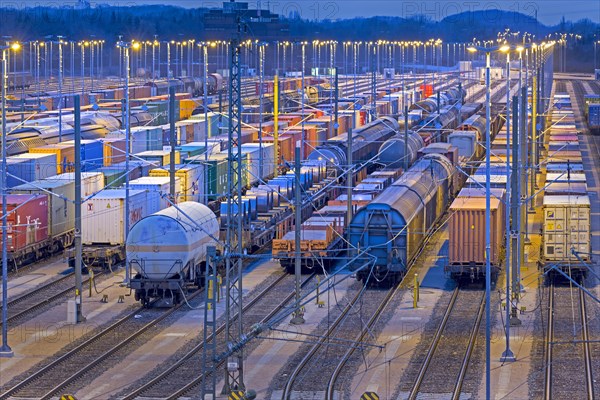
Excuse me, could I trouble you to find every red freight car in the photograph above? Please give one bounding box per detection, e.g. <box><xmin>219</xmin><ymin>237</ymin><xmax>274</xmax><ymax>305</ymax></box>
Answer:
<box><xmin>0</xmin><ymin>194</ymin><xmax>49</xmax><ymax>264</ymax></box>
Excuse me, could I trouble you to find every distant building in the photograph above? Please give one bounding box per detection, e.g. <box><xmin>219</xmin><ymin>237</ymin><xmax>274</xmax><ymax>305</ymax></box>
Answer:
<box><xmin>202</xmin><ymin>1</ymin><xmax>289</xmax><ymax>40</ymax></box>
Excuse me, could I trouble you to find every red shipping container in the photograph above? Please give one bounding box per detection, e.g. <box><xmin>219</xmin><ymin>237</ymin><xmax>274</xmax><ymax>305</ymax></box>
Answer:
<box><xmin>358</xmin><ymin>110</ymin><xmax>367</xmax><ymax>126</ymax></box>
<box><xmin>0</xmin><ymin>194</ymin><xmax>49</xmax><ymax>252</ymax></box>
<box><xmin>421</xmin><ymin>84</ymin><xmax>434</xmax><ymax>98</ymax></box>
<box><xmin>337</xmin><ymin>115</ymin><xmax>351</xmax><ymax>134</ymax></box>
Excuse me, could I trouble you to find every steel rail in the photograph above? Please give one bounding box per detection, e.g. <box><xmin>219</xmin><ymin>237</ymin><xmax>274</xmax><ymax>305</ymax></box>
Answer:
<box><xmin>121</xmin><ymin>272</ymin><xmax>314</xmax><ymax>400</ymax></box>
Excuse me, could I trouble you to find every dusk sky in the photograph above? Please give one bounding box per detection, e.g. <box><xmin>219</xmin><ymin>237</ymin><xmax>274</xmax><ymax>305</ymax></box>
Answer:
<box><xmin>22</xmin><ymin>0</ymin><xmax>598</xmax><ymax>24</ymax></box>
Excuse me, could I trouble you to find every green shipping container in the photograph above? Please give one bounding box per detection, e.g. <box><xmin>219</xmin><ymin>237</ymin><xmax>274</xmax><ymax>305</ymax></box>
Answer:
<box><xmin>186</xmin><ymin>152</ymin><xmax>249</xmax><ymax>200</ymax></box>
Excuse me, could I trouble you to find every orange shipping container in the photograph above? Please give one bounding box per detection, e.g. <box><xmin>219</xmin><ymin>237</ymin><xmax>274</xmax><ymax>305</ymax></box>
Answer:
<box><xmin>337</xmin><ymin>115</ymin><xmax>351</xmax><ymax>134</ymax></box>
<box><xmin>278</xmin><ymin>115</ymin><xmax>303</xmax><ymax>127</ymax></box>
<box><xmin>262</xmin><ymin>134</ymin><xmax>294</xmax><ymax>164</ymax></box>
<box><xmin>448</xmin><ymin>197</ymin><xmax>504</xmax><ymax>266</ymax></box>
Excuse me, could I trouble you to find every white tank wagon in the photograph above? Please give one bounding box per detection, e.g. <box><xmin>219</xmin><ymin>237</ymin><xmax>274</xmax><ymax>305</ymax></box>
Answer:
<box><xmin>127</xmin><ymin>201</ymin><xmax>219</xmax><ymax>306</ymax></box>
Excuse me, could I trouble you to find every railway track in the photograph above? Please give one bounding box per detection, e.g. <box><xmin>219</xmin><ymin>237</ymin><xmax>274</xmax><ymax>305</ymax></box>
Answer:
<box><xmin>119</xmin><ymin>272</ymin><xmax>316</xmax><ymax>399</ymax></box>
<box><xmin>0</xmin><ymin>271</ymin><xmax>78</xmax><ymax>328</ymax></box>
<box><xmin>402</xmin><ymin>285</ymin><xmax>485</xmax><ymax>400</ymax></box>
<box><xmin>324</xmin><ymin>284</ymin><xmax>402</xmax><ymax>400</ymax></box>
<box><xmin>543</xmin><ymin>281</ymin><xmax>594</xmax><ymax>400</ymax></box>
<box><xmin>277</xmin><ymin>283</ymin><xmax>394</xmax><ymax>399</ymax></box>
<box><xmin>0</xmin><ymin>289</ymin><xmax>199</xmax><ymax>400</ymax></box>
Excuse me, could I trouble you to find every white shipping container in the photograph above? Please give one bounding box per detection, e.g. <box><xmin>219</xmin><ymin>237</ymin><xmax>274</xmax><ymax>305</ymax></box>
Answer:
<box><xmin>106</xmin><ymin>126</ymin><xmax>163</xmax><ymax>154</ymax></box>
<box><xmin>45</xmin><ymin>172</ymin><xmax>105</xmax><ymax>197</ymax></box>
<box><xmin>546</xmin><ymin>173</ymin><xmax>587</xmax><ymax>183</ymax></box>
<box><xmin>238</xmin><ymin>143</ymin><xmax>275</xmax><ymax>183</ymax></box>
<box><xmin>159</xmin><ymin>123</ymin><xmax>188</xmax><ymax>145</ymax></box>
<box><xmin>82</xmin><ymin>189</ymin><xmax>161</xmax><ymax>245</ymax></box>
<box><xmin>129</xmin><ymin>176</ymin><xmax>182</xmax><ymax>209</ymax></box>
<box><xmin>543</xmin><ymin>195</ymin><xmax>591</xmax><ymax>262</ymax></box>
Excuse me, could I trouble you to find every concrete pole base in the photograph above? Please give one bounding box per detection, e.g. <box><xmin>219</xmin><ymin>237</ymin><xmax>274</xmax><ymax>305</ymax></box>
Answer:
<box><xmin>0</xmin><ymin>345</ymin><xmax>13</xmax><ymax>358</ymax></box>
<box><xmin>500</xmin><ymin>349</ymin><xmax>516</xmax><ymax>362</ymax></box>
<box><xmin>510</xmin><ymin>316</ymin><xmax>522</xmax><ymax>327</ymax></box>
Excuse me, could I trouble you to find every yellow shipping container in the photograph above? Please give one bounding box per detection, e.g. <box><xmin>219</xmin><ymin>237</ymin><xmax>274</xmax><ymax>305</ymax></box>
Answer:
<box><xmin>179</xmin><ymin>98</ymin><xmax>200</xmax><ymax>120</ymax></box>
<box><xmin>149</xmin><ymin>164</ymin><xmax>204</xmax><ymax>202</ymax></box>
<box><xmin>30</xmin><ymin>143</ymin><xmax>75</xmax><ymax>174</ymax></box>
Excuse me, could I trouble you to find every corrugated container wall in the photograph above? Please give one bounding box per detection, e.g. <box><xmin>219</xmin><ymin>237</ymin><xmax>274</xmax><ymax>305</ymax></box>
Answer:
<box><xmin>6</xmin><ymin>153</ymin><xmax>57</xmax><ymax>188</ymax></box>
<box><xmin>543</xmin><ymin>195</ymin><xmax>591</xmax><ymax>262</ymax></box>
<box><xmin>0</xmin><ymin>194</ymin><xmax>49</xmax><ymax>252</ymax></box>
<box><xmin>81</xmin><ymin>189</ymin><xmax>161</xmax><ymax>245</ymax></box>
<box><xmin>45</xmin><ymin>172</ymin><xmax>105</xmax><ymax>197</ymax></box>
<box><xmin>12</xmin><ymin>179</ymin><xmax>75</xmax><ymax>238</ymax></box>
<box><xmin>149</xmin><ymin>164</ymin><xmax>205</xmax><ymax>202</ymax></box>
<box><xmin>448</xmin><ymin>197</ymin><xmax>504</xmax><ymax>266</ymax></box>
<box><xmin>129</xmin><ymin>176</ymin><xmax>182</xmax><ymax>209</ymax></box>
<box><xmin>30</xmin><ymin>143</ymin><xmax>76</xmax><ymax>174</ymax></box>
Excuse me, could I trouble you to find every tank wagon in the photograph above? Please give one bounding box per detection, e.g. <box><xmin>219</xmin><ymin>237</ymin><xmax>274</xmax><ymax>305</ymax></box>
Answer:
<box><xmin>147</xmin><ymin>74</ymin><xmax>223</xmax><ymax>97</ymax></box>
<box><xmin>409</xmin><ymin>87</ymin><xmax>465</xmax><ymax>115</ymax></box>
<box><xmin>348</xmin><ymin>154</ymin><xmax>456</xmax><ymax>284</ymax></box>
<box><xmin>127</xmin><ymin>202</ymin><xmax>220</xmax><ymax>306</ymax></box>
<box><xmin>307</xmin><ymin>116</ymin><xmax>400</xmax><ymax>177</ymax></box>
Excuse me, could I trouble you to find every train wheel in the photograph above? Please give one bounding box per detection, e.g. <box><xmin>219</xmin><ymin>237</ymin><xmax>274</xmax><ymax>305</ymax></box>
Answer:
<box><xmin>174</xmin><ymin>292</ymin><xmax>182</xmax><ymax>305</ymax></box>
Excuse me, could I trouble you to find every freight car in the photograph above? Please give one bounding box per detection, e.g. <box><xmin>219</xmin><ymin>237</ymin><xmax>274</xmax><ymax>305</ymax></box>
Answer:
<box><xmin>67</xmin><ymin>188</ymin><xmax>161</xmax><ymax>270</ymax></box>
<box><xmin>445</xmin><ymin>188</ymin><xmax>506</xmax><ymax>279</ymax></box>
<box><xmin>307</xmin><ymin>116</ymin><xmax>400</xmax><ymax>177</ymax></box>
<box><xmin>10</xmin><ymin>178</ymin><xmax>77</xmax><ymax>266</ymax></box>
<box><xmin>378</xmin><ymin>130</ymin><xmax>425</xmax><ymax>169</ymax></box>
<box><xmin>5</xmin><ymin>112</ymin><xmax>121</xmax><ymax>156</ymax></box>
<box><xmin>409</xmin><ymin>86</ymin><xmax>466</xmax><ymax>116</ymax></box>
<box><xmin>127</xmin><ymin>201</ymin><xmax>220</xmax><ymax>306</ymax></box>
<box><xmin>273</xmin><ymin>167</ymin><xmax>402</xmax><ymax>273</ymax></box>
<box><xmin>0</xmin><ymin>194</ymin><xmax>50</xmax><ymax>267</ymax></box>
<box><xmin>348</xmin><ymin>154</ymin><xmax>456</xmax><ymax>284</ymax></box>
<box><xmin>540</xmin><ymin>92</ymin><xmax>591</xmax><ymax>274</ymax></box>
<box><xmin>221</xmin><ymin>160</ymin><xmax>332</xmax><ymax>253</ymax></box>
<box><xmin>146</xmin><ymin>74</ymin><xmax>223</xmax><ymax>97</ymax></box>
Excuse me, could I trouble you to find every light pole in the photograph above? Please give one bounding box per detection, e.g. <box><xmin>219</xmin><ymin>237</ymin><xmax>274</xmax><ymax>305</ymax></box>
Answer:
<box><xmin>167</xmin><ymin>41</ymin><xmax>173</xmax><ymax>78</ymax></box>
<box><xmin>56</xmin><ymin>37</ymin><xmax>64</xmax><ymax>142</ymax></box>
<box><xmin>1</xmin><ymin>41</ymin><xmax>20</xmax><ymax>358</ymax></box>
<box><xmin>501</xmin><ymin>44</ymin><xmax>521</xmax><ymax>363</ymax></box>
<box><xmin>468</xmin><ymin>43</ymin><xmax>508</xmax><ymax>399</ymax></box>
<box><xmin>116</xmin><ymin>40</ymin><xmax>140</xmax><ymax>284</ymax></box>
